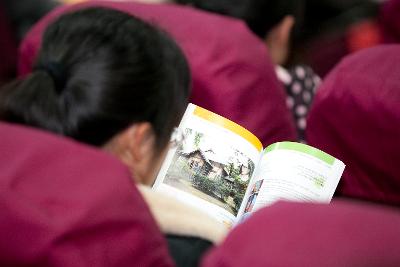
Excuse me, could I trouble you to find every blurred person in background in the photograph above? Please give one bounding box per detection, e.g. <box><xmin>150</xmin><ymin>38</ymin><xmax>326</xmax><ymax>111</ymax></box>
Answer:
<box><xmin>175</xmin><ymin>0</ymin><xmax>319</xmax><ymax>142</ymax></box>
<box><xmin>175</xmin><ymin>0</ymin><xmax>304</xmax><ymax>66</ymax></box>
<box><xmin>298</xmin><ymin>0</ymin><xmax>384</xmax><ymax>77</ymax></box>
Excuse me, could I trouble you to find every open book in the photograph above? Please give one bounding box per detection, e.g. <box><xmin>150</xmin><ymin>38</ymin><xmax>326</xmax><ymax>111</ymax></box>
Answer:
<box><xmin>153</xmin><ymin>104</ymin><xmax>345</xmax><ymax>227</ymax></box>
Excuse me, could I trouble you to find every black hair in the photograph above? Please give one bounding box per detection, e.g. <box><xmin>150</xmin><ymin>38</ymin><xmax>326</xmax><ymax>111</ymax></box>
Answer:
<box><xmin>175</xmin><ymin>0</ymin><xmax>304</xmax><ymax>39</ymax></box>
<box><xmin>0</xmin><ymin>7</ymin><xmax>190</xmax><ymax>150</ymax></box>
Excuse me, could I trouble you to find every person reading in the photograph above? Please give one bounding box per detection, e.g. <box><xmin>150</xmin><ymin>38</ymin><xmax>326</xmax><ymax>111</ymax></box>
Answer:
<box><xmin>0</xmin><ymin>7</ymin><xmax>225</xmax><ymax>267</ymax></box>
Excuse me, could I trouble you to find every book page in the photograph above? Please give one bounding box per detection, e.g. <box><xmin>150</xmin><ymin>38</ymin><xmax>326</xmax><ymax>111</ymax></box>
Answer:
<box><xmin>237</xmin><ymin>142</ymin><xmax>345</xmax><ymax>222</ymax></box>
<box><xmin>153</xmin><ymin>104</ymin><xmax>263</xmax><ymax>228</ymax></box>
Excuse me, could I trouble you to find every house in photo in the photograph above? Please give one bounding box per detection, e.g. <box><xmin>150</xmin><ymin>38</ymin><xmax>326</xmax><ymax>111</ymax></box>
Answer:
<box><xmin>179</xmin><ymin>148</ymin><xmax>229</xmax><ymax>181</ymax></box>
<box><xmin>180</xmin><ymin>149</ymin><xmax>210</xmax><ymax>176</ymax></box>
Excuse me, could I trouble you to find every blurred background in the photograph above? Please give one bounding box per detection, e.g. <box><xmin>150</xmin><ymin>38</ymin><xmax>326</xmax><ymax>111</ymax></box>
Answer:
<box><xmin>0</xmin><ymin>0</ymin><xmax>398</xmax><ymax>85</ymax></box>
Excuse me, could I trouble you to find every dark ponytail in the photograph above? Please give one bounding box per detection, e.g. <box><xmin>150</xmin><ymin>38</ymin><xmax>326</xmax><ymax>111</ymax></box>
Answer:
<box><xmin>0</xmin><ymin>7</ymin><xmax>190</xmax><ymax>149</ymax></box>
<box><xmin>0</xmin><ymin>70</ymin><xmax>66</xmax><ymax>134</ymax></box>
<box><xmin>35</xmin><ymin>62</ymin><xmax>67</xmax><ymax>92</ymax></box>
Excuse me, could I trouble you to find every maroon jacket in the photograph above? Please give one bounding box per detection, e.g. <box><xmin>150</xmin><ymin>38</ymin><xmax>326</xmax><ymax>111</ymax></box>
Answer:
<box><xmin>203</xmin><ymin>200</ymin><xmax>400</xmax><ymax>267</ymax></box>
<box><xmin>307</xmin><ymin>45</ymin><xmax>400</xmax><ymax>206</ymax></box>
<box><xmin>0</xmin><ymin>122</ymin><xmax>174</xmax><ymax>267</ymax></box>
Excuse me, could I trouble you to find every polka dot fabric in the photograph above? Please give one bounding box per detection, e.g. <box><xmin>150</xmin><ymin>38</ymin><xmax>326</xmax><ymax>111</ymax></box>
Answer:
<box><xmin>280</xmin><ymin>65</ymin><xmax>320</xmax><ymax>142</ymax></box>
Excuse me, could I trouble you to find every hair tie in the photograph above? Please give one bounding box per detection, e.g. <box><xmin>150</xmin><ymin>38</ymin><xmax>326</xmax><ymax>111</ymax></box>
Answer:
<box><xmin>35</xmin><ymin>62</ymin><xmax>67</xmax><ymax>93</ymax></box>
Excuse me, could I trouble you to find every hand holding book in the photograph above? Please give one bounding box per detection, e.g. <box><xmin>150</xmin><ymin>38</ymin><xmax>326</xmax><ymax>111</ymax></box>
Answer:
<box><xmin>153</xmin><ymin>104</ymin><xmax>345</xmax><ymax>227</ymax></box>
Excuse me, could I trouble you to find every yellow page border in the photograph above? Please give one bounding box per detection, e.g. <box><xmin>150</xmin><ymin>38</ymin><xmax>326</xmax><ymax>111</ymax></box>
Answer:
<box><xmin>194</xmin><ymin>106</ymin><xmax>263</xmax><ymax>152</ymax></box>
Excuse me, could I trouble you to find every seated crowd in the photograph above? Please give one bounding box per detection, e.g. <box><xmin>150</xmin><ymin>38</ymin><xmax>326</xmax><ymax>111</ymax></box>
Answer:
<box><xmin>0</xmin><ymin>0</ymin><xmax>400</xmax><ymax>266</ymax></box>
